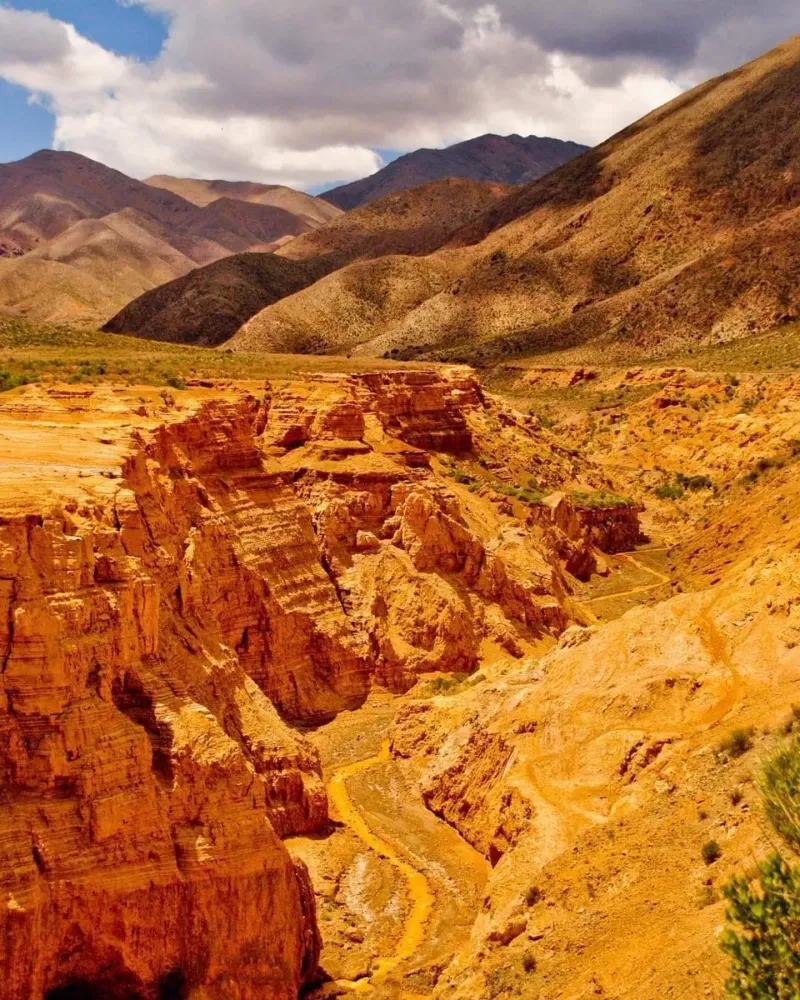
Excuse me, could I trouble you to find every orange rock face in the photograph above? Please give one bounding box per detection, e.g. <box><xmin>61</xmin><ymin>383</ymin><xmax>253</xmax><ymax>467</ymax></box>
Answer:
<box><xmin>0</xmin><ymin>386</ymin><xmax>326</xmax><ymax>999</ymax></box>
<box><xmin>0</xmin><ymin>370</ymin><xmax>620</xmax><ymax>998</ymax></box>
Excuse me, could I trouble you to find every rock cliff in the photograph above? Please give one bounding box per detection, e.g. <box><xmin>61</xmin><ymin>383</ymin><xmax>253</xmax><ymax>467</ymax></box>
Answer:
<box><xmin>0</xmin><ymin>369</ymin><xmax>629</xmax><ymax>998</ymax></box>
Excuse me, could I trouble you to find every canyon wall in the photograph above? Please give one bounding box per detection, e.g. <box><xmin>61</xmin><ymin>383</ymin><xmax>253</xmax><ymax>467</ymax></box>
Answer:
<box><xmin>0</xmin><ymin>368</ymin><xmax>624</xmax><ymax>998</ymax></box>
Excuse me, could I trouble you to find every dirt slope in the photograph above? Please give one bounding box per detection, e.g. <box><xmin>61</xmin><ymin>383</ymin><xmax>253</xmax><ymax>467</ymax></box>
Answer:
<box><xmin>322</xmin><ymin>133</ymin><xmax>588</xmax><ymax>210</ymax></box>
<box><xmin>228</xmin><ymin>178</ymin><xmax>511</xmax><ymax>353</ymax></box>
<box><xmin>103</xmin><ymin>252</ymin><xmax>328</xmax><ymax>346</ymax></box>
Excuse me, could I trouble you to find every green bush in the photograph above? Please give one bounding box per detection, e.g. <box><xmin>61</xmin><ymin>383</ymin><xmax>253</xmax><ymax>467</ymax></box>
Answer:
<box><xmin>702</xmin><ymin>840</ymin><xmax>722</xmax><ymax>865</ymax></box>
<box><xmin>655</xmin><ymin>483</ymin><xmax>685</xmax><ymax>500</ymax></box>
<box><xmin>760</xmin><ymin>737</ymin><xmax>800</xmax><ymax>851</ymax></box>
<box><xmin>676</xmin><ymin>473</ymin><xmax>714</xmax><ymax>491</ymax></box>
<box><xmin>569</xmin><ymin>490</ymin><xmax>636</xmax><ymax>510</ymax></box>
<box><xmin>722</xmin><ymin>854</ymin><xmax>800</xmax><ymax>998</ymax></box>
<box><xmin>721</xmin><ymin>737</ymin><xmax>800</xmax><ymax>997</ymax></box>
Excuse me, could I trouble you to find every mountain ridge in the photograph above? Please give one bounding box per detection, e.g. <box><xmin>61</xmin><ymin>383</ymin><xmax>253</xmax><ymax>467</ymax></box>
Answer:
<box><xmin>321</xmin><ymin>133</ymin><xmax>589</xmax><ymax>210</ymax></box>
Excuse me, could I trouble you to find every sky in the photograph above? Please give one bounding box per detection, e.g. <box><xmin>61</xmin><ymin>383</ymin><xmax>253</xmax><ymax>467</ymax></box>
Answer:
<box><xmin>0</xmin><ymin>0</ymin><xmax>797</xmax><ymax>191</ymax></box>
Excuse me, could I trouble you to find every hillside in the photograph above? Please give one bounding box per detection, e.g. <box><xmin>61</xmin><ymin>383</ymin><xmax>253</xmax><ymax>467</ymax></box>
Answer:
<box><xmin>322</xmin><ymin>133</ymin><xmax>588</xmax><ymax>210</ymax></box>
<box><xmin>400</xmin><ymin>36</ymin><xmax>800</xmax><ymax>362</ymax></box>
<box><xmin>118</xmin><ymin>176</ymin><xmax>511</xmax><ymax>350</ymax></box>
<box><xmin>250</xmin><ymin>37</ymin><xmax>800</xmax><ymax>363</ymax></box>
<box><xmin>278</xmin><ymin>176</ymin><xmax>512</xmax><ymax>269</ymax></box>
<box><xmin>103</xmin><ymin>252</ymin><xmax>327</xmax><ymax>346</ymax></box>
<box><xmin>230</xmin><ymin>254</ymin><xmax>458</xmax><ymax>354</ymax></box>
<box><xmin>0</xmin><ymin>151</ymin><xmax>340</xmax><ymax>324</ymax></box>
<box><xmin>224</xmin><ymin>178</ymin><xmax>511</xmax><ymax>353</ymax></box>
<box><xmin>145</xmin><ymin>174</ymin><xmax>342</xmax><ymax>227</ymax></box>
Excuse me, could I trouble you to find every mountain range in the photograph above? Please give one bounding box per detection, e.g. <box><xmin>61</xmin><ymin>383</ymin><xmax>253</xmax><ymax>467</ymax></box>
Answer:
<box><xmin>0</xmin><ymin>151</ymin><xmax>342</xmax><ymax>323</ymax></box>
<box><xmin>227</xmin><ymin>36</ymin><xmax>800</xmax><ymax>361</ymax></box>
<box><xmin>3</xmin><ymin>35</ymin><xmax>799</xmax><ymax>364</ymax></box>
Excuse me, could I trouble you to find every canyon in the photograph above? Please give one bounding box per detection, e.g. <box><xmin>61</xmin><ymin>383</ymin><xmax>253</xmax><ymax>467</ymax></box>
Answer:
<box><xmin>1</xmin><ymin>355</ymin><xmax>796</xmax><ymax>998</ymax></box>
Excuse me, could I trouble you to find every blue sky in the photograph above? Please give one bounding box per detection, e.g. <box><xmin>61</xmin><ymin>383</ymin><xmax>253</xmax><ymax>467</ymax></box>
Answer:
<box><xmin>1</xmin><ymin>0</ymin><xmax>167</xmax><ymax>164</ymax></box>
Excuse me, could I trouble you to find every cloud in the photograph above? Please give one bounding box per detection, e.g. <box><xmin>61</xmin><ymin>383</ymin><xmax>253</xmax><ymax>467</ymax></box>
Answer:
<box><xmin>0</xmin><ymin>0</ymin><xmax>796</xmax><ymax>187</ymax></box>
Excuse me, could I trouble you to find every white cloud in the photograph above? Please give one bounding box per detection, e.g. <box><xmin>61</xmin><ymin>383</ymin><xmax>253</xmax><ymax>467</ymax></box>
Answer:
<box><xmin>0</xmin><ymin>0</ymin><xmax>795</xmax><ymax>187</ymax></box>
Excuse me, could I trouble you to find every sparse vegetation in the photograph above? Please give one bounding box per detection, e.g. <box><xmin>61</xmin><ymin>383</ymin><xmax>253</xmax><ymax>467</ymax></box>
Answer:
<box><xmin>655</xmin><ymin>472</ymin><xmax>714</xmax><ymax>500</ymax></box>
<box><xmin>420</xmin><ymin>672</ymin><xmax>485</xmax><ymax>698</ymax></box>
<box><xmin>702</xmin><ymin>840</ymin><xmax>722</xmax><ymax>865</ymax></box>
<box><xmin>719</xmin><ymin>729</ymin><xmax>755</xmax><ymax>760</ymax></box>
<box><xmin>655</xmin><ymin>482</ymin><xmax>685</xmax><ymax>500</ymax></box>
<box><xmin>569</xmin><ymin>490</ymin><xmax>636</xmax><ymax>510</ymax></box>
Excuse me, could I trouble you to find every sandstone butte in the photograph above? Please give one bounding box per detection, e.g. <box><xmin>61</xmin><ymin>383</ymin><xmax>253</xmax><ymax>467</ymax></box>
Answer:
<box><xmin>3</xmin><ymin>363</ymin><xmax>798</xmax><ymax>999</ymax></box>
<box><xmin>0</xmin><ymin>368</ymin><xmax>638</xmax><ymax>999</ymax></box>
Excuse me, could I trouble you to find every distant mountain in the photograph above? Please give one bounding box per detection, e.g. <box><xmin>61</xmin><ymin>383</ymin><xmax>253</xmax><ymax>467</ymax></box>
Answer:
<box><xmin>145</xmin><ymin>175</ymin><xmax>342</xmax><ymax>228</ymax></box>
<box><xmin>0</xmin><ymin>151</ymin><xmax>339</xmax><ymax>324</ymax></box>
<box><xmin>321</xmin><ymin>134</ymin><xmax>589</xmax><ymax>211</ymax></box>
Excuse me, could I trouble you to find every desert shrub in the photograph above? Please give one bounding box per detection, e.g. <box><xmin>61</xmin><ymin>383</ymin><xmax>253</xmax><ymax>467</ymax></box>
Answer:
<box><xmin>569</xmin><ymin>490</ymin><xmax>636</xmax><ymax>510</ymax></box>
<box><xmin>0</xmin><ymin>370</ymin><xmax>28</xmax><ymax>393</ymax></box>
<box><xmin>655</xmin><ymin>482</ymin><xmax>685</xmax><ymax>500</ymax></box>
<box><xmin>522</xmin><ymin>953</ymin><xmax>538</xmax><ymax>974</ymax></box>
<box><xmin>719</xmin><ymin>729</ymin><xmax>755</xmax><ymax>760</ymax></box>
<box><xmin>722</xmin><ymin>853</ymin><xmax>800</xmax><ymax>998</ymax></box>
<box><xmin>165</xmin><ymin>374</ymin><xmax>187</xmax><ymax>390</ymax></box>
<box><xmin>703</xmin><ymin>840</ymin><xmax>722</xmax><ymax>865</ymax></box>
<box><xmin>760</xmin><ymin>737</ymin><xmax>800</xmax><ymax>850</ymax></box>
<box><xmin>676</xmin><ymin>473</ymin><xmax>714</xmax><ymax>491</ymax></box>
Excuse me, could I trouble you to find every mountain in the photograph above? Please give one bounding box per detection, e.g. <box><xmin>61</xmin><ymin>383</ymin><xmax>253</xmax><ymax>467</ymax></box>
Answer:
<box><xmin>321</xmin><ymin>133</ymin><xmax>589</xmax><ymax>210</ymax></box>
<box><xmin>145</xmin><ymin>175</ymin><xmax>342</xmax><ymax>228</ymax></box>
<box><xmin>103</xmin><ymin>252</ymin><xmax>327</xmax><ymax>347</ymax></box>
<box><xmin>115</xmin><ymin>177</ymin><xmax>510</xmax><ymax>349</ymax></box>
<box><xmin>241</xmin><ymin>37</ymin><xmax>800</xmax><ymax>361</ymax></box>
<box><xmin>0</xmin><ymin>150</ymin><xmax>339</xmax><ymax>324</ymax></box>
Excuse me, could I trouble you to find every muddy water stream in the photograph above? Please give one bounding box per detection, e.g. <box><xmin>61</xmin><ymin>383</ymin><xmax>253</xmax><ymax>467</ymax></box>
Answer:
<box><xmin>327</xmin><ymin>742</ymin><xmax>435</xmax><ymax>994</ymax></box>
<box><xmin>294</xmin><ymin>699</ymin><xmax>488</xmax><ymax>999</ymax></box>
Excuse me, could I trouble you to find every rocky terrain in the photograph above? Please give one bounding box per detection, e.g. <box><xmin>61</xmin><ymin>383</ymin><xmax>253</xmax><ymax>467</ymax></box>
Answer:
<box><xmin>321</xmin><ymin>134</ymin><xmax>588</xmax><ymax>211</ymax></box>
<box><xmin>0</xmin><ymin>349</ymin><xmax>798</xmax><ymax>999</ymax></box>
